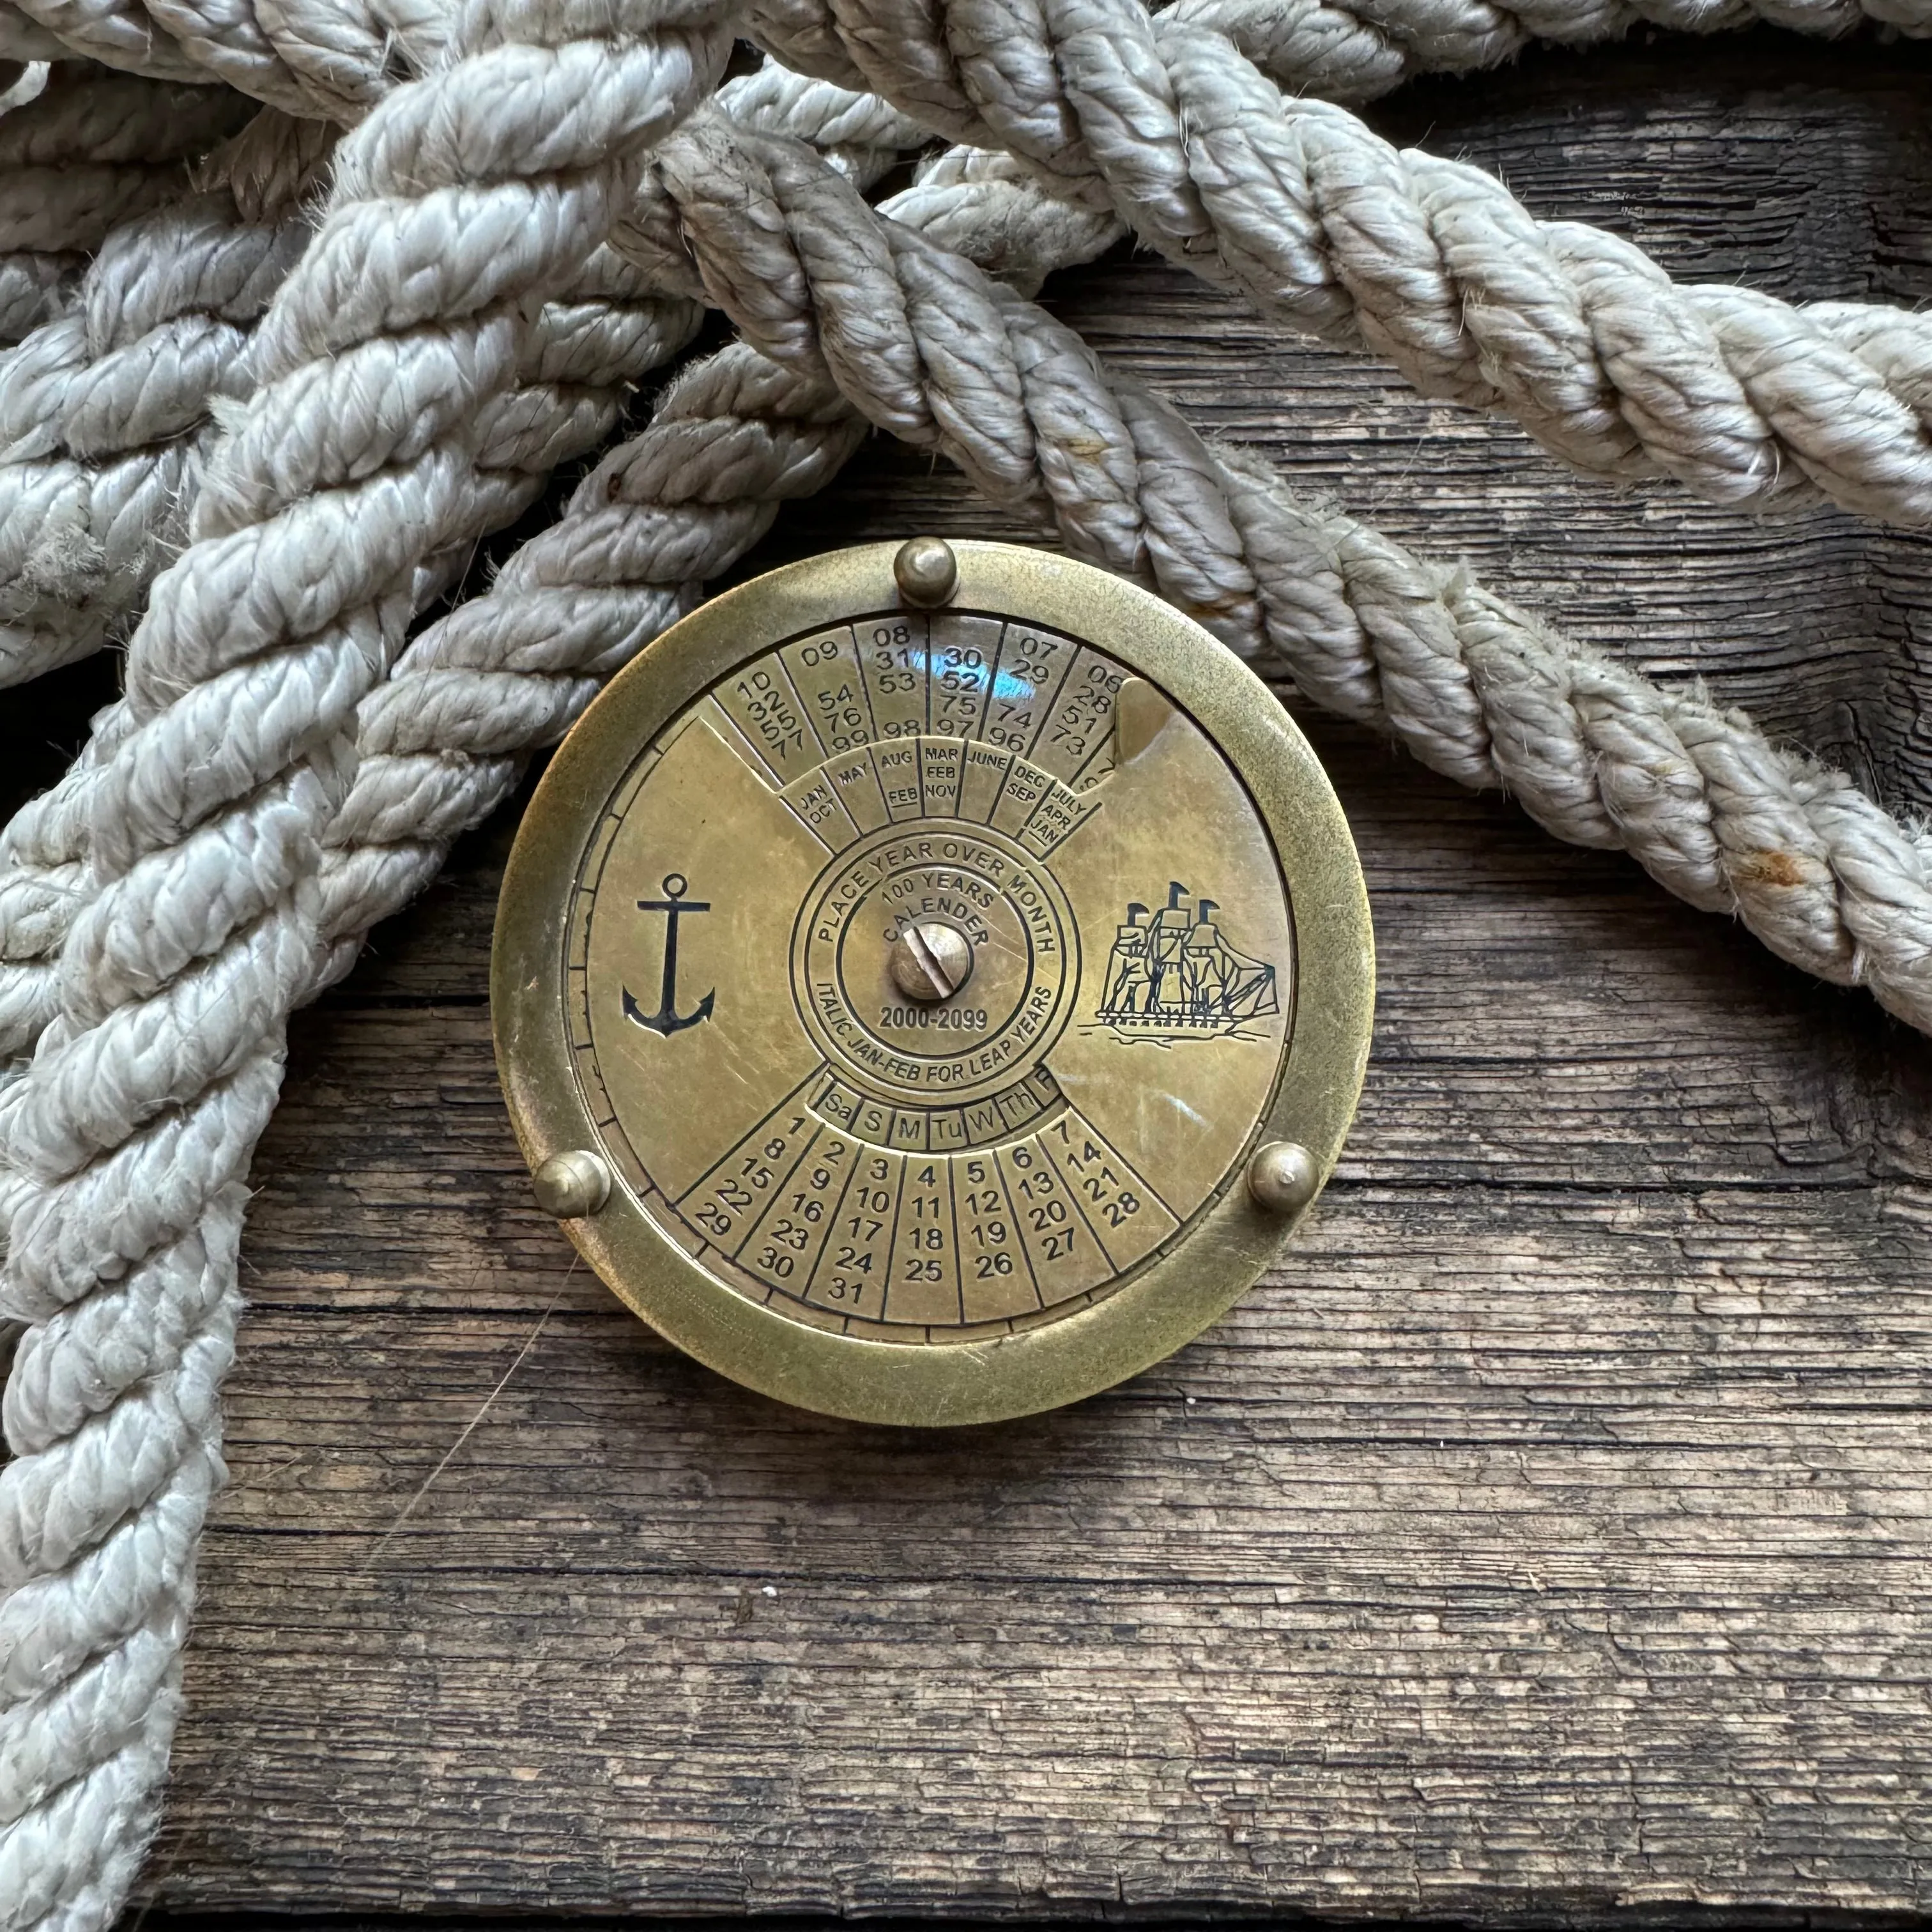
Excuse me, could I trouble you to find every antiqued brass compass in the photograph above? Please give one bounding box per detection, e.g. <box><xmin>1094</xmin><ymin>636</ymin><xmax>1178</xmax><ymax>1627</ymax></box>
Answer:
<box><xmin>493</xmin><ymin>540</ymin><xmax>1374</xmax><ymax>1424</ymax></box>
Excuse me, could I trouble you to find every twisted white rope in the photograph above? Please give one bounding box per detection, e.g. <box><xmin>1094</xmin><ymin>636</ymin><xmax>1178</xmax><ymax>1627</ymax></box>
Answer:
<box><xmin>3</xmin><ymin>0</ymin><xmax>1917</xmax><ymax>107</ymax></box>
<box><xmin>0</xmin><ymin>214</ymin><xmax>707</xmax><ymax>687</ymax></box>
<box><xmin>0</xmin><ymin>63</ymin><xmax>254</xmax><ymax>345</ymax></box>
<box><xmin>0</xmin><ymin>0</ymin><xmax>732</xmax><ymax>1922</ymax></box>
<box><xmin>0</xmin><ymin>3</ymin><xmax>204</xmax><ymax>80</ymax></box>
<box><xmin>0</xmin><ymin>61</ymin><xmax>924</xmax><ymax>691</ymax></box>
<box><xmin>749</xmin><ymin>0</ymin><xmax>1932</xmax><ymax>525</ymax></box>
<box><xmin>0</xmin><ymin>0</ymin><xmax>450</xmax><ymax>118</ymax></box>
<box><xmin>743</xmin><ymin>0</ymin><xmax>1932</xmax><ymax>112</ymax></box>
<box><xmin>0</xmin><ymin>258</ymin><xmax>68</xmax><ymax>344</ymax></box>
<box><xmin>0</xmin><ymin>67</ymin><xmax>240</xmax><ymax>249</ymax></box>
<box><xmin>8</xmin><ymin>0</ymin><xmax>1931</xmax><ymax>698</ymax></box>
<box><xmin>1165</xmin><ymin>0</ymin><xmax>1932</xmax><ymax>93</ymax></box>
<box><xmin>0</xmin><ymin>112</ymin><xmax>325</xmax><ymax>686</ymax></box>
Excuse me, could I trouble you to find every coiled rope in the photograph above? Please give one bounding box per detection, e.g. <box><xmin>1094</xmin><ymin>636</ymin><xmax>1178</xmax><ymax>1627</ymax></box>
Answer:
<box><xmin>0</xmin><ymin>109</ymin><xmax>326</xmax><ymax>686</ymax></box>
<box><xmin>749</xmin><ymin>0</ymin><xmax>1932</xmax><ymax>522</ymax></box>
<box><xmin>0</xmin><ymin>65</ymin><xmax>924</xmax><ymax>689</ymax></box>
<box><xmin>0</xmin><ymin>63</ymin><xmax>254</xmax><ymax>346</ymax></box>
<box><xmin>10</xmin><ymin>0</ymin><xmax>1932</xmax><ymax>693</ymax></box>
<box><xmin>0</xmin><ymin>1</ymin><xmax>732</xmax><ymax>1919</ymax></box>
<box><xmin>0</xmin><ymin>7</ymin><xmax>1928</xmax><ymax>1929</ymax></box>
<box><xmin>0</xmin><ymin>0</ymin><xmax>450</xmax><ymax>118</ymax></box>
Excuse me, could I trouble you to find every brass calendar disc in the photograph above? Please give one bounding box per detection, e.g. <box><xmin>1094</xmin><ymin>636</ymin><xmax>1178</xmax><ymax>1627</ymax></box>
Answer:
<box><xmin>493</xmin><ymin>540</ymin><xmax>1374</xmax><ymax>1425</ymax></box>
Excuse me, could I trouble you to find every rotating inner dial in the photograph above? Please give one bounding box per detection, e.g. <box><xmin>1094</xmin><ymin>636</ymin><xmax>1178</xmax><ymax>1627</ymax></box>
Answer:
<box><xmin>564</xmin><ymin>605</ymin><xmax>1297</xmax><ymax>1344</ymax></box>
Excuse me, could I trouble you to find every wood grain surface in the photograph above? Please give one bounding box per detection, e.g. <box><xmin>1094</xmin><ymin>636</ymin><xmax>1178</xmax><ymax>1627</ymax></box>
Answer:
<box><xmin>10</xmin><ymin>27</ymin><xmax>1932</xmax><ymax>1929</ymax></box>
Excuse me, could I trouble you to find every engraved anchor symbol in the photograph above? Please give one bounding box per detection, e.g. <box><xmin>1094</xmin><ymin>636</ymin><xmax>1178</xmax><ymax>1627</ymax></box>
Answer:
<box><xmin>623</xmin><ymin>873</ymin><xmax>715</xmax><ymax>1036</ymax></box>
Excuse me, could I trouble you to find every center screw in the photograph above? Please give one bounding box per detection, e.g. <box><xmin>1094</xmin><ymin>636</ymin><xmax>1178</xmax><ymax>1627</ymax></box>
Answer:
<box><xmin>888</xmin><ymin>921</ymin><xmax>973</xmax><ymax>1002</ymax></box>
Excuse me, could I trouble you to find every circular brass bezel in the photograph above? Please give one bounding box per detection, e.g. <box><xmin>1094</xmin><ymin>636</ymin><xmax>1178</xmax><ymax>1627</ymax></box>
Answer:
<box><xmin>492</xmin><ymin>540</ymin><xmax>1374</xmax><ymax>1426</ymax></box>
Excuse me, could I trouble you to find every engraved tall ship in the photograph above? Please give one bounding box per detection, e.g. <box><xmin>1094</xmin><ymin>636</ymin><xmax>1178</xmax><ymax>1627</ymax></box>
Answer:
<box><xmin>1095</xmin><ymin>882</ymin><xmax>1279</xmax><ymax>1039</ymax></box>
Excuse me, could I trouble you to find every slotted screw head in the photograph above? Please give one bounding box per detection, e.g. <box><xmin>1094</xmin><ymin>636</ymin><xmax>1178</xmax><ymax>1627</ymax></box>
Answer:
<box><xmin>888</xmin><ymin>920</ymin><xmax>974</xmax><ymax>1002</ymax></box>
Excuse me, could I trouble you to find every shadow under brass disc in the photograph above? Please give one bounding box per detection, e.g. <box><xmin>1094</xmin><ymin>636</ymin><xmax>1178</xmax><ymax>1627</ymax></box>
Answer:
<box><xmin>492</xmin><ymin>540</ymin><xmax>1374</xmax><ymax>1425</ymax></box>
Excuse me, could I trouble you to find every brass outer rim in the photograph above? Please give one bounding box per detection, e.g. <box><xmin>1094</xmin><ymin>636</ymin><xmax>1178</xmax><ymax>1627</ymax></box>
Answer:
<box><xmin>492</xmin><ymin>540</ymin><xmax>1375</xmax><ymax>1426</ymax></box>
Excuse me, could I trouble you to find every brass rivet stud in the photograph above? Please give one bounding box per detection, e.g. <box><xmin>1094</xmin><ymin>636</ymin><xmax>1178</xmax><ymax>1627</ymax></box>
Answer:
<box><xmin>1246</xmin><ymin>1140</ymin><xmax>1318</xmax><ymax>1216</ymax></box>
<box><xmin>532</xmin><ymin>1148</ymin><xmax>613</xmax><ymax>1219</ymax></box>
<box><xmin>888</xmin><ymin>919</ymin><xmax>973</xmax><ymax>1002</ymax></box>
<box><xmin>893</xmin><ymin>535</ymin><xmax>958</xmax><ymax>608</ymax></box>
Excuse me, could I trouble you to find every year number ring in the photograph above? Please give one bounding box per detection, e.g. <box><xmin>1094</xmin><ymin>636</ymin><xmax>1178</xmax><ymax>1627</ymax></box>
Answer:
<box><xmin>492</xmin><ymin>539</ymin><xmax>1374</xmax><ymax>1425</ymax></box>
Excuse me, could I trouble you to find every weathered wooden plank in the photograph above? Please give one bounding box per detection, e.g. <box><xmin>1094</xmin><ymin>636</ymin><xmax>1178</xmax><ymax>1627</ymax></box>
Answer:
<box><xmin>2</xmin><ymin>27</ymin><xmax>1929</xmax><ymax>1928</ymax></box>
<box><xmin>158</xmin><ymin>737</ymin><xmax>1932</xmax><ymax>1921</ymax></box>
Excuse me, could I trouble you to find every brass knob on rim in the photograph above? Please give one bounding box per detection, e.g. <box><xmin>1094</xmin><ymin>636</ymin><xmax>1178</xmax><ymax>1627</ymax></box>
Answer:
<box><xmin>1246</xmin><ymin>1140</ymin><xmax>1317</xmax><ymax>1216</ymax></box>
<box><xmin>893</xmin><ymin>536</ymin><xmax>958</xmax><ymax>608</ymax></box>
<box><xmin>532</xmin><ymin>1149</ymin><xmax>612</xmax><ymax>1219</ymax></box>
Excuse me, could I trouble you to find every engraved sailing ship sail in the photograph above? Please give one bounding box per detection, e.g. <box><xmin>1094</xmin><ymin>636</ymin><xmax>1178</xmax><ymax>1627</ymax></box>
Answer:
<box><xmin>1096</xmin><ymin>882</ymin><xmax>1278</xmax><ymax>1038</ymax></box>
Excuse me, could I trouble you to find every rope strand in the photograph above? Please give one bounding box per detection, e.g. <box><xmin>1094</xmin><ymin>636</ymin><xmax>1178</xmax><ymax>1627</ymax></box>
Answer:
<box><xmin>0</xmin><ymin>63</ymin><xmax>924</xmax><ymax>691</ymax></box>
<box><xmin>0</xmin><ymin>63</ymin><xmax>256</xmax><ymax>347</ymax></box>
<box><xmin>14</xmin><ymin>0</ymin><xmax>1932</xmax><ymax>692</ymax></box>
<box><xmin>0</xmin><ymin>0</ymin><xmax>449</xmax><ymax>117</ymax></box>
<box><xmin>0</xmin><ymin>114</ymin><xmax>323</xmax><ymax>687</ymax></box>
<box><xmin>746</xmin><ymin>0</ymin><xmax>1932</xmax><ymax>106</ymax></box>
<box><xmin>749</xmin><ymin>0</ymin><xmax>1932</xmax><ymax>524</ymax></box>
<box><xmin>0</xmin><ymin>2</ymin><xmax>732</xmax><ymax>1922</ymax></box>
